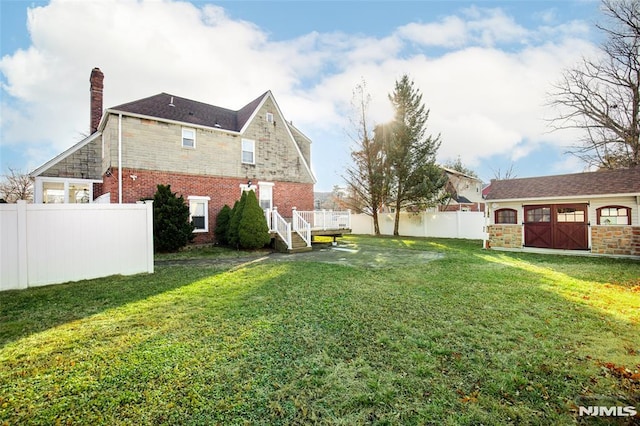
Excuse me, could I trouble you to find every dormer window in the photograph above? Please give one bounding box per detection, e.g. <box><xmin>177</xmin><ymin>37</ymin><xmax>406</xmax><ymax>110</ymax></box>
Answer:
<box><xmin>182</xmin><ymin>127</ymin><xmax>195</xmax><ymax>148</ymax></box>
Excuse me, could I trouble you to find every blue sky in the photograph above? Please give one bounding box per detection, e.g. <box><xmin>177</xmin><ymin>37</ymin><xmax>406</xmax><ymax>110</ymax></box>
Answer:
<box><xmin>1</xmin><ymin>0</ymin><xmax>603</xmax><ymax>190</ymax></box>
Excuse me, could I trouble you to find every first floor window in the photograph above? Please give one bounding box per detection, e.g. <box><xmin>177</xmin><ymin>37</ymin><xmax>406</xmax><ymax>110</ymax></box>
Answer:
<box><xmin>495</xmin><ymin>208</ymin><xmax>517</xmax><ymax>224</ymax></box>
<box><xmin>242</xmin><ymin>139</ymin><xmax>255</xmax><ymax>164</ymax></box>
<box><xmin>597</xmin><ymin>206</ymin><xmax>630</xmax><ymax>225</ymax></box>
<box><xmin>188</xmin><ymin>196</ymin><xmax>210</xmax><ymax>232</ymax></box>
<box><xmin>259</xmin><ymin>182</ymin><xmax>273</xmax><ymax>210</ymax></box>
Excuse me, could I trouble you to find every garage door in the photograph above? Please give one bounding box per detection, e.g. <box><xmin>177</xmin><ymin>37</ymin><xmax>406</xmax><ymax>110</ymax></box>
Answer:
<box><xmin>524</xmin><ymin>204</ymin><xmax>588</xmax><ymax>250</ymax></box>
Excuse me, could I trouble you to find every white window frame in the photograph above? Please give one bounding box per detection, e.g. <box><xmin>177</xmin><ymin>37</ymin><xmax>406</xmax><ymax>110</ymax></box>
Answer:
<box><xmin>34</xmin><ymin>176</ymin><xmax>98</xmax><ymax>204</ymax></box>
<box><xmin>241</xmin><ymin>138</ymin><xmax>255</xmax><ymax>164</ymax></box>
<box><xmin>188</xmin><ymin>195</ymin><xmax>210</xmax><ymax>233</ymax></box>
<box><xmin>182</xmin><ymin>127</ymin><xmax>196</xmax><ymax>149</ymax></box>
<box><xmin>266</xmin><ymin>112</ymin><xmax>274</xmax><ymax>123</ymax></box>
<box><xmin>258</xmin><ymin>181</ymin><xmax>274</xmax><ymax>210</ymax></box>
<box><xmin>239</xmin><ymin>183</ymin><xmax>256</xmax><ymax>194</ymax></box>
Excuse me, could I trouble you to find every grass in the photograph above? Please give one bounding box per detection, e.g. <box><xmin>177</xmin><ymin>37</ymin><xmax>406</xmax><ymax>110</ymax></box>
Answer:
<box><xmin>1</xmin><ymin>235</ymin><xmax>639</xmax><ymax>425</ymax></box>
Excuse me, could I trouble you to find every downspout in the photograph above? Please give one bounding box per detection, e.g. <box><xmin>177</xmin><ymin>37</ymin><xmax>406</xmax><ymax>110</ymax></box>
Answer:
<box><xmin>118</xmin><ymin>113</ymin><xmax>122</xmax><ymax>204</ymax></box>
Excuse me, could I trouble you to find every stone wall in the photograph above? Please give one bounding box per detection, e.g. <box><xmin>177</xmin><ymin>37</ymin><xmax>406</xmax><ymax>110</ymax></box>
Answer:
<box><xmin>487</xmin><ymin>224</ymin><xmax>522</xmax><ymax>249</ymax></box>
<box><xmin>591</xmin><ymin>226</ymin><xmax>640</xmax><ymax>256</ymax></box>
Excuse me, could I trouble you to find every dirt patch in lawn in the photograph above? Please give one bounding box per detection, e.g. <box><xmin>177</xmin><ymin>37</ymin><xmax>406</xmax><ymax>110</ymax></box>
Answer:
<box><xmin>155</xmin><ymin>241</ymin><xmax>444</xmax><ymax>269</ymax></box>
<box><xmin>271</xmin><ymin>241</ymin><xmax>444</xmax><ymax>268</ymax></box>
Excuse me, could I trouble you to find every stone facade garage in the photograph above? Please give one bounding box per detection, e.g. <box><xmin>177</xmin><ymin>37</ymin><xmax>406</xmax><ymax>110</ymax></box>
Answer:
<box><xmin>31</xmin><ymin>68</ymin><xmax>316</xmax><ymax>244</ymax></box>
<box><xmin>484</xmin><ymin>168</ymin><xmax>640</xmax><ymax>258</ymax></box>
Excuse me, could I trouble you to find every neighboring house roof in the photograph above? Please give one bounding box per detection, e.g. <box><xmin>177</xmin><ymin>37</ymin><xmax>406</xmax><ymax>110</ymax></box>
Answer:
<box><xmin>441</xmin><ymin>166</ymin><xmax>482</xmax><ymax>181</ymax></box>
<box><xmin>454</xmin><ymin>195</ymin><xmax>473</xmax><ymax>203</ymax></box>
<box><xmin>108</xmin><ymin>91</ymin><xmax>270</xmax><ymax>132</ymax></box>
<box><xmin>485</xmin><ymin>167</ymin><xmax>640</xmax><ymax>201</ymax></box>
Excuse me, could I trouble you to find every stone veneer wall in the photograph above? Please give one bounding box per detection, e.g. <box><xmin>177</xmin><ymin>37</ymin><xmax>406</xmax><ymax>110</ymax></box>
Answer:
<box><xmin>591</xmin><ymin>226</ymin><xmax>640</xmax><ymax>256</ymax></box>
<box><xmin>487</xmin><ymin>224</ymin><xmax>522</xmax><ymax>249</ymax></box>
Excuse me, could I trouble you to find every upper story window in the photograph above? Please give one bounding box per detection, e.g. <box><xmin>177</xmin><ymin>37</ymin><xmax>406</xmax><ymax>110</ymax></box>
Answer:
<box><xmin>597</xmin><ymin>206</ymin><xmax>630</xmax><ymax>225</ymax></box>
<box><xmin>266</xmin><ymin>112</ymin><xmax>274</xmax><ymax>123</ymax></box>
<box><xmin>188</xmin><ymin>196</ymin><xmax>210</xmax><ymax>232</ymax></box>
<box><xmin>495</xmin><ymin>208</ymin><xmax>517</xmax><ymax>224</ymax></box>
<box><xmin>182</xmin><ymin>128</ymin><xmax>195</xmax><ymax>148</ymax></box>
<box><xmin>242</xmin><ymin>138</ymin><xmax>255</xmax><ymax>164</ymax></box>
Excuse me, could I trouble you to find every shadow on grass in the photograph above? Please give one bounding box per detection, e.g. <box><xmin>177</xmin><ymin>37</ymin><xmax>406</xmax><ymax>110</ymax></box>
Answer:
<box><xmin>0</xmin><ymin>264</ymin><xmax>229</xmax><ymax>348</ymax></box>
<box><xmin>1</xmin><ymin>242</ymin><xmax>639</xmax><ymax>425</ymax></box>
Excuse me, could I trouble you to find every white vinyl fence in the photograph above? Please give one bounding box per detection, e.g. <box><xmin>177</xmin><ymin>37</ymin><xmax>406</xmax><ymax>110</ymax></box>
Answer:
<box><xmin>351</xmin><ymin>210</ymin><xmax>487</xmax><ymax>240</ymax></box>
<box><xmin>1</xmin><ymin>201</ymin><xmax>154</xmax><ymax>291</ymax></box>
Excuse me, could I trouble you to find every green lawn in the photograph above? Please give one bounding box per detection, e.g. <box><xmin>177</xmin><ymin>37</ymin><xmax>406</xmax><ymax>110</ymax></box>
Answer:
<box><xmin>1</xmin><ymin>236</ymin><xmax>639</xmax><ymax>425</ymax></box>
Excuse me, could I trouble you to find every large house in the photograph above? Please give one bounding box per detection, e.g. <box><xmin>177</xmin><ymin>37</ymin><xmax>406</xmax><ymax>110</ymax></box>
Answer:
<box><xmin>439</xmin><ymin>167</ymin><xmax>484</xmax><ymax>212</ymax></box>
<box><xmin>31</xmin><ymin>68</ymin><xmax>316</xmax><ymax>244</ymax></box>
<box><xmin>485</xmin><ymin>168</ymin><xmax>640</xmax><ymax>258</ymax></box>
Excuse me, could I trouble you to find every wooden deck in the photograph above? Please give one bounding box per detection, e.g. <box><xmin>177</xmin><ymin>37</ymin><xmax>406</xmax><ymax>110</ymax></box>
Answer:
<box><xmin>266</xmin><ymin>209</ymin><xmax>352</xmax><ymax>253</ymax></box>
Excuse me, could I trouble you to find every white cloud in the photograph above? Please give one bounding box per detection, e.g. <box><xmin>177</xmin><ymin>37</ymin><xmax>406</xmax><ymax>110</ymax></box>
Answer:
<box><xmin>0</xmin><ymin>0</ymin><xmax>599</xmax><ymax>186</ymax></box>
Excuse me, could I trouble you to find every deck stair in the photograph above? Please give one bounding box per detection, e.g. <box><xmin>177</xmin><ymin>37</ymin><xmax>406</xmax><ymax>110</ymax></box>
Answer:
<box><xmin>266</xmin><ymin>207</ymin><xmax>351</xmax><ymax>254</ymax></box>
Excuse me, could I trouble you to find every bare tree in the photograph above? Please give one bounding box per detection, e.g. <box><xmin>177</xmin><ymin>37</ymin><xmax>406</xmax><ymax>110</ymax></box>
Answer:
<box><xmin>490</xmin><ymin>164</ymin><xmax>517</xmax><ymax>180</ymax></box>
<box><xmin>0</xmin><ymin>168</ymin><xmax>33</xmax><ymax>202</ymax></box>
<box><xmin>549</xmin><ymin>0</ymin><xmax>640</xmax><ymax>169</ymax></box>
<box><xmin>342</xmin><ymin>80</ymin><xmax>389</xmax><ymax>235</ymax></box>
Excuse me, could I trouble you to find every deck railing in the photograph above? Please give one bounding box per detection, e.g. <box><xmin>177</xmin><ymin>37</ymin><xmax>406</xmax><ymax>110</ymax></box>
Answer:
<box><xmin>296</xmin><ymin>210</ymin><xmax>351</xmax><ymax>231</ymax></box>
<box><xmin>292</xmin><ymin>208</ymin><xmax>311</xmax><ymax>247</ymax></box>
<box><xmin>269</xmin><ymin>207</ymin><xmax>291</xmax><ymax>250</ymax></box>
<box><xmin>264</xmin><ymin>208</ymin><xmax>351</xmax><ymax>250</ymax></box>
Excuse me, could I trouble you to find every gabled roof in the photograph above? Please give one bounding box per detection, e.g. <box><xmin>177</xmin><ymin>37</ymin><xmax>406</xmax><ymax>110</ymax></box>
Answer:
<box><xmin>108</xmin><ymin>91</ymin><xmax>270</xmax><ymax>132</ymax></box>
<box><xmin>30</xmin><ymin>132</ymin><xmax>102</xmax><ymax>178</ymax></box>
<box><xmin>485</xmin><ymin>167</ymin><xmax>640</xmax><ymax>201</ymax></box>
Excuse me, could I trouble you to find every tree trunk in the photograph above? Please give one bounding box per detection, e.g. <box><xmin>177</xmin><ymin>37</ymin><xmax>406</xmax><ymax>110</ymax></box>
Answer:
<box><xmin>372</xmin><ymin>209</ymin><xmax>381</xmax><ymax>235</ymax></box>
<box><xmin>393</xmin><ymin>199</ymin><xmax>401</xmax><ymax>236</ymax></box>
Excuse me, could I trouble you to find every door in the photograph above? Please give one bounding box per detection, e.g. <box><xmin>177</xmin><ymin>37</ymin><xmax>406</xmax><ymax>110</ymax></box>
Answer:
<box><xmin>524</xmin><ymin>205</ymin><xmax>552</xmax><ymax>248</ymax></box>
<box><xmin>524</xmin><ymin>204</ymin><xmax>588</xmax><ymax>250</ymax></box>
<box><xmin>554</xmin><ymin>204</ymin><xmax>588</xmax><ymax>250</ymax></box>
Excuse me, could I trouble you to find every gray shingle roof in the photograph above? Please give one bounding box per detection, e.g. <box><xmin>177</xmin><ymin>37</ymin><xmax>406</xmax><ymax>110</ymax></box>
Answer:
<box><xmin>109</xmin><ymin>91</ymin><xmax>269</xmax><ymax>132</ymax></box>
<box><xmin>485</xmin><ymin>167</ymin><xmax>640</xmax><ymax>200</ymax></box>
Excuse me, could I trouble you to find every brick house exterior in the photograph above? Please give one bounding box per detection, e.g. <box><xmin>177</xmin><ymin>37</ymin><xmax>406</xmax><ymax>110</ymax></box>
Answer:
<box><xmin>485</xmin><ymin>168</ymin><xmax>640</xmax><ymax>258</ymax></box>
<box><xmin>31</xmin><ymin>68</ymin><xmax>316</xmax><ymax>244</ymax></box>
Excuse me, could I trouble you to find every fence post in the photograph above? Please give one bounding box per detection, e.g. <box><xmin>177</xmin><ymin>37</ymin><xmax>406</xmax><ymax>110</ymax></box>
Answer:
<box><xmin>144</xmin><ymin>201</ymin><xmax>154</xmax><ymax>274</ymax></box>
<box><xmin>16</xmin><ymin>200</ymin><xmax>28</xmax><ymax>289</ymax></box>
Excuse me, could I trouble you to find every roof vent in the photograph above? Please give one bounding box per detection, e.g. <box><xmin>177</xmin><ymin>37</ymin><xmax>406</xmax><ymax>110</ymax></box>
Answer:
<box><xmin>169</xmin><ymin>96</ymin><xmax>175</xmax><ymax>107</ymax></box>
<box><xmin>214</xmin><ymin>121</ymin><xmax>222</xmax><ymax>128</ymax></box>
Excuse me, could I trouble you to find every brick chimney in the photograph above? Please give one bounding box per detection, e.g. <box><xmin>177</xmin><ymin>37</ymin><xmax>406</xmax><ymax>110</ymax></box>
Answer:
<box><xmin>89</xmin><ymin>67</ymin><xmax>104</xmax><ymax>134</ymax></box>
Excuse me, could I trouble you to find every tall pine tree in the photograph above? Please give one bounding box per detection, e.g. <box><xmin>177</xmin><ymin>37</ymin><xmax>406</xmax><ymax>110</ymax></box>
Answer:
<box><xmin>386</xmin><ymin>75</ymin><xmax>446</xmax><ymax>235</ymax></box>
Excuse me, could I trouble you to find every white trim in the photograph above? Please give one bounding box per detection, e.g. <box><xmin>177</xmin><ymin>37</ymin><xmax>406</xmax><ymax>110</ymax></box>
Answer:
<box><xmin>182</xmin><ymin>127</ymin><xmax>196</xmax><ymax>149</ymax></box>
<box><xmin>258</xmin><ymin>181</ymin><xmax>274</xmax><ymax>210</ymax></box>
<box><xmin>241</xmin><ymin>138</ymin><xmax>255</xmax><ymax>165</ymax></box>
<box><xmin>239</xmin><ymin>184</ymin><xmax>256</xmax><ymax>193</ymax></box>
<box><xmin>34</xmin><ymin>176</ymin><xmax>100</xmax><ymax>204</ymax></box>
<box><xmin>187</xmin><ymin>195</ymin><xmax>210</xmax><ymax>233</ymax></box>
<box><xmin>30</xmin><ymin>132</ymin><xmax>102</xmax><ymax>177</ymax></box>
<box><xmin>487</xmin><ymin>192</ymin><xmax>640</xmax><ymax>203</ymax></box>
